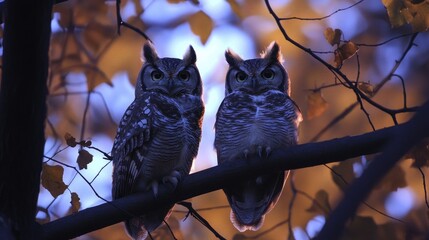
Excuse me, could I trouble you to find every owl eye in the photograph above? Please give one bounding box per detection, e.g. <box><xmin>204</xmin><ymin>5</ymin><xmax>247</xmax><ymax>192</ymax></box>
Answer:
<box><xmin>151</xmin><ymin>70</ymin><xmax>163</xmax><ymax>81</ymax></box>
<box><xmin>261</xmin><ymin>69</ymin><xmax>274</xmax><ymax>80</ymax></box>
<box><xmin>236</xmin><ymin>71</ymin><xmax>248</xmax><ymax>82</ymax></box>
<box><xmin>178</xmin><ymin>71</ymin><xmax>190</xmax><ymax>81</ymax></box>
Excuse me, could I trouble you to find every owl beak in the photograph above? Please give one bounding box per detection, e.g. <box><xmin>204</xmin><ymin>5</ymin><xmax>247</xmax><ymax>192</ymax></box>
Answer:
<box><xmin>252</xmin><ymin>77</ymin><xmax>259</xmax><ymax>89</ymax></box>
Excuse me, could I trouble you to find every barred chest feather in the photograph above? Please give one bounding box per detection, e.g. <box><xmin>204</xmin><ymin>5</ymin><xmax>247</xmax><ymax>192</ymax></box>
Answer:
<box><xmin>215</xmin><ymin>90</ymin><xmax>299</xmax><ymax>161</ymax></box>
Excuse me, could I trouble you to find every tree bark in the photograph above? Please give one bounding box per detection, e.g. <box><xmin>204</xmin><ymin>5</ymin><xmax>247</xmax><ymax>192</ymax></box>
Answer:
<box><xmin>0</xmin><ymin>0</ymin><xmax>53</xmax><ymax>239</ymax></box>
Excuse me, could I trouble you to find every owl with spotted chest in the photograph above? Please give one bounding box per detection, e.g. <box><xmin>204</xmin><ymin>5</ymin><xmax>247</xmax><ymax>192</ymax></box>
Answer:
<box><xmin>112</xmin><ymin>42</ymin><xmax>204</xmax><ymax>240</ymax></box>
<box><xmin>214</xmin><ymin>42</ymin><xmax>302</xmax><ymax>232</ymax></box>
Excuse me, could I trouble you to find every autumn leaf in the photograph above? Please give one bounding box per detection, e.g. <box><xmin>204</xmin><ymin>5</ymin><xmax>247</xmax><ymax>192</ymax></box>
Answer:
<box><xmin>227</xmin><ymin>0</ymin><xmax>243</xmax><ymax>19</ymax></box>
<box><xmin>306</xmin><ymin>190</ymin><xmax>331</xmax><ymax>216</ymax></box>
<box><xmin>358</xmin><ymin>82</ymin><xmax>374</xmax><ymax>97</ymax></box>
<box><xmin>375</xmin><ymin>164</ymin><xmax>407</xmax><ymax>192</ymax></box>
<box><xmin>324</xmin><ymin>27</ymin><xmax>342</xmax><ymax>46</ymax></box>
<box><xmin>343</xmin><ymin>216</ymin><xmax>377</xmax><ymax>240</ymax></box>
<box><xmin>41</xmin><ymin>164</ymin><xmax>68</xmax><ymax>198</ymax></box>
<box><xmin>70</xmin><ymin>192</ymin><xmax>81</xmax><ymax>213</ymax></box>
<box><xmin>381</xmin><ymin>0</ymin><xmax>407</xmax><ymax>28</ymax></box>
<box><xmin>334</xmin><ymin>41</ymin><xmax>359</xmax><ymax>68</ymax></box>
<box><xmin>306</xmin><ymin>90</ymin><xmax>328</xmax><ymax>120</ymax></box>
<box><xmin>405</xmin><ymin>139</ymin><xmax>429</xmax><ymax>168</ymax></box>
<box><xmin>402</xmin><ymin>1</ymin><xmax>429</xmax><ymax>32</ymax></box>
<box><xmin>331</xmin><ymin>158</ymin><xmax>359</xmax><ymax>191</ymax></box>
<box><xmin>188</xmin><ymin>11</ymin><xmax>213</xmax><ymax>44</ymax></box>
<box><xmin>64</xmin><ymin>132</ymin><xmax>77</xmax><ymax>147</ymax></box>
<box><xmin>77</xmin><ymin>149</ymin><xmax>93</xmax><ymax>170</ymax></box>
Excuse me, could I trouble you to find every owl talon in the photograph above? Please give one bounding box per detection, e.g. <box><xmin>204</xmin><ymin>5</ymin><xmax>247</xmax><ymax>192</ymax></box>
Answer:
<box><xmin>162</xmin><ymin>170</ymin><xmax>181</xmax><ymax>189</ymax></box>
<box><xmin>257</xmin><ymin>146</ymin><xmax>263</xmax><ymax>158</ymax></box>
<box><xmin>243</xmin><ymin>149</ymin><xmax>249</xmax><ymax>159</ymax></box>
<box><xmin>265</xmin><ymin>147</ymin><xmax>272</xmax><ymax>158</ymax></box>
<box><xmin>150</xmin><ymin>181</ymin><xmax>159</xmax><ymax>197</ymax></box>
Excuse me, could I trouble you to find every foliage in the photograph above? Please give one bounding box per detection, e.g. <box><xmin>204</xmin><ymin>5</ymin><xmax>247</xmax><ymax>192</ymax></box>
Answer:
<box><xmin>13</xmin><ymin>0</ymin><xmax>428</xmax><ymax>239</ymax></box>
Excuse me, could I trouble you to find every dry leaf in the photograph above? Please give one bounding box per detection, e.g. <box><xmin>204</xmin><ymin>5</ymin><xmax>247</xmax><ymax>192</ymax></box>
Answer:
<box><xmin>307</xmin><ymin>90</ymin><xmax>328</xmax><ymax>120</ymax></box>
<box><xmin>381</xmin><ymin>0</ymin><xmax>407</xmax><ymax>28</ymax></box>
<box><xmin>306</xmin><ymin>190</ymin><xmax>331</xmax><ymax>215</ymax></box>
<box><xmin>405</xmin><ymin>139</ymin><xmax>429</xmax><ymax>168</ymax></box>
<box><xmin>403</xmin><ymin>1</ymin><xmax>429</xmax><ymax>32</ymax></box>
<box><xmin>331</xmin><ymin>158</ymin><xmax>359</xmax><ymax>191</ymax></box>
<box><xmin>324</xmin><ymin>27</ymin><xmax>342</xmax><ymax>46</ymax></box>
<box><xmin>334</xmin><ymin>41</ymin><xmax>359</xmax><ymax>67</ymax></box>
<box><xmin>64</xmin><ymin>132</ymin><xmax>77</xmax><ymax>147</ymax></box>
<box><xmin>70</xmin><ymin>192</ymin><xmax>81</xmax><ymax>213</ymax></box>
<box><xmin>41</xmin><ymin>164</ymin><xmax>68</xmax><ymax>198</ymax></box>
<box><xmin>77</xmin><ymin>149</ymin><xmax>93</xmax><ymax>170</ymax></box>
<box><xmin>375</xmin><ymin>165</ymin><xmax>407</xmax><ymax>192</ymax></box>
<box><xmin>188</xmin><ymin>11</ymin><xmax>213</xmax><ymax>44</ymax></box>
<box><xmin>358</xmin><ymin>82</ymin><xmax>374</xmax><ymax>96</ymax></box>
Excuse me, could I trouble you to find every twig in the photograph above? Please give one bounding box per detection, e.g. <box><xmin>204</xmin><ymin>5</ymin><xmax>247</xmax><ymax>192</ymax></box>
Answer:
<box><xmin>178</xmin><ymin>202</ymin><xmax>226</xmax><ymax>240</ymax></box>
<box><xmin>279</xmin><ymin>0</ymin><xmax>364</xmax><ymax>21</ymax></box>
<box><xmin>418</xmin><ymin>167</ymin><xmax>429</xmax><ymax>209</ymax></box>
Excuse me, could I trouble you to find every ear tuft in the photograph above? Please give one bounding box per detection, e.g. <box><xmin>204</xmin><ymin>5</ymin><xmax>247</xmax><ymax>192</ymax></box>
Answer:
<box><xmin>261</xmin><ymin>41</ymin><xmax>283</xmax><ymax>63</ymax></box>
<box><xmin>225</xmin><ymin>49</ymin><xmax>243</xmax><ymax>67</ymax></box>
<box><xmin>183</xmin><ymin>45</ymin><xmax>197</xmax><ymax>65</ymax></box>
<box><xmin>142</xmin><ymin>41</ymin><xmax>159</xmax><ymax>64</ymax></box>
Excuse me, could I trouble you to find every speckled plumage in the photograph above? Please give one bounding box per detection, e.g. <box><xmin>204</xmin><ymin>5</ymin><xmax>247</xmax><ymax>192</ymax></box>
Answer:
<box><xmin>214</xmin><ymin>42</ymin><xmax>302</xmax><ymax>232</ymax></box>
<box><xmin>112</xmin><ymin>42</ymin><xmax>204</xmax><ymax>240</ymax></box>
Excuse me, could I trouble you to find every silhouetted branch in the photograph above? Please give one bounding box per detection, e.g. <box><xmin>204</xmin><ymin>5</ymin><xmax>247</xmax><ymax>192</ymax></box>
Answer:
<box><xmin>116</xmin><ymin>0</ymin><xmax>151</xmax><ymax>41</ymax></box>
<box><xmin>178</xmin><ymin>202</ymin><xmax>226</xmax><ymax>240</ymax></box>
<box><xmin>42</xmin><ymin>122</ymin><xmax>413</xmax><ymax>239</ymax></box>
<box><xmin>316</xmin><ymin>100</ymin><xmax>429</xmax><ymax>240</ymax></box>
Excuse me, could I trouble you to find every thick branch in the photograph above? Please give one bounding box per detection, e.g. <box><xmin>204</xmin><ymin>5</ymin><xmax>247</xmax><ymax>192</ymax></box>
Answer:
<box><xmin>316</xmin><ymin>100</ymin><xmax>429</xmax><ymax>239</ymax></box>
<box><xmin>42</xmin><ymin>124</ymin><xmax>402</xmax><ymax>239</ymax></box>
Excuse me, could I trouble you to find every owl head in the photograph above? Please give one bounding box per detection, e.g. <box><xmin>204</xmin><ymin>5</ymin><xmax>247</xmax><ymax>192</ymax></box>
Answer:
<box><xmin>224</xmin><ymin>42</ymin><xmax>290</xmax><ymax>96</ymax></box>
<box><xmin>136</xmin><ymin>42</ymin><xmax>202</xmax><ymax>98</ymax></box>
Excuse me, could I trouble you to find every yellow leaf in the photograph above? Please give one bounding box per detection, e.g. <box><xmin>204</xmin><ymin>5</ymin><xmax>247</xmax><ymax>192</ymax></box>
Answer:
<box><xmin>381</xmin><ymin>0</ymin><xmax>407</xmax><ymax>28</ymax></box>
<box><xmin>324</xmin><ymin>27</ymin><xmax>342</xmax><ymax>46</ymax></box>
<box><xmin>64</xmin><ymin>132</ymin><xmax>77</xmax><ymax>147</ymax></box>
<box><xmin>188</xmin><ymin>11</ymin><xmax>213</xmax><ymax>44</ymax></box>
<box><xmin>307</xmin><ymin>90</ymin><xmax>328</xmax><ymax>120</ymax></box>
<box><xmin>77</xmin><ymin>149</ymin><xmax>93</xmax><ymax>170</ymax></box>
<box><xmin>226</xmin><ymin>0</ymin><xmax>243</xmax><ymax>19</ymax></box>
<box><xmin>70</xmin><ymin>192</ymin><xmax>81</xmax><ymax>213</ymax></box>
<box><xmin>41</xmin><ymin>164</ymin><xmax>68</xmax><ymax>198</ymax></box>
<box><xmin>357</xmin><ymin>82</ymin><xmax>374</xmax><ymax>96</ymax></box>
<box><xmin>403</xmin><ymin>1</ymin><xmax>429</xmax><ymax>32</ymax></box>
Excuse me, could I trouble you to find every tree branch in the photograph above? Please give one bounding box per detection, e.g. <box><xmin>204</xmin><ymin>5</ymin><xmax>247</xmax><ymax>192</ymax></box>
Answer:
<box><xmin>316</xmin><ymin>100</ymin><xmax>429</xmax><ymax>240</ymax></box>
<box><xmin>42</xmin><ymin>123</ymin><xmax>407</xmax><ymax>239</ymax></box>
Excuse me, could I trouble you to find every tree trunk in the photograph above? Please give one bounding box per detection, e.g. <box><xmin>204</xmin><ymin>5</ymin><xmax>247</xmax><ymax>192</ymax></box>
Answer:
<box><xmin>0</xmin><ymin>0</ymin><xmax>53</xmax><ymax>239</ymax></box>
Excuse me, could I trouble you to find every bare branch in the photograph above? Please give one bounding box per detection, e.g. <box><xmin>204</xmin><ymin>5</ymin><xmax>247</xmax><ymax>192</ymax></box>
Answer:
<box><xmin>316</xmin><ymin>100</ymin><xmax>429</xmax><ymax>239</ymax></box>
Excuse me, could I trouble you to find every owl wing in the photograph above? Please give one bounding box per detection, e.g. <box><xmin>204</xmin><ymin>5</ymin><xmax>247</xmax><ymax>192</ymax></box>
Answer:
<box><xmin>112</xmin><ymin>95</ymin><xmax>153</xmax><ymax>199</ymax></box>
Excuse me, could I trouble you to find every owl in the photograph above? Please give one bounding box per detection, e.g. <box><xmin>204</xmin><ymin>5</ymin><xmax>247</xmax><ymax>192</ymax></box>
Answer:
<box><xmin>214</xmin><ymin>42</ymin><xmax>302</xmax><ymax>232</ymax></box>
<box><xmin>112</xmin><ymin>42</ymin><xmax>204</xmax><ymax>240</ymax></box>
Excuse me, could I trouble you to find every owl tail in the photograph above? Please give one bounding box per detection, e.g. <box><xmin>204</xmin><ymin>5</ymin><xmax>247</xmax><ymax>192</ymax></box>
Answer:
<box><xmin>226</xmin><ymin>171</ymin><xmax>287</xmax><ymax>232</ymax></box>
<box><xmin>125</xmin><ymin>205</ymin><xmax>173</xmax><ymax>240</ymax></box>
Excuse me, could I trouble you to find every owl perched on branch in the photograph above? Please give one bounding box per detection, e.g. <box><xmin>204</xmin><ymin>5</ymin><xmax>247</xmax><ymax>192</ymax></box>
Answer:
<box><xmin>214</xmin><ymin>42</ymin><xmax>302</xmax><ymax>232</ymax></box>
<box><xmin>112</xmin><ymin>42</ymin><xmax>204</xmax><ymax>239</ymax></box>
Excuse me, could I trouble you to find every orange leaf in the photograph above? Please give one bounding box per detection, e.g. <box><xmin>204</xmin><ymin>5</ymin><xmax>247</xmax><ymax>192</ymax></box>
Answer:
<box><xmin>381</xmin><ymin>0</ymin><xmax>407</xmax><ymax>28</ymax></box>
<box><xmin>77</xmin><ymin>149</ymin><xmax>93</xmax><ymax>170</ymax></box>
<box><xmin>188</xmin><ymin>11</ymin><xmax>213</xmax><ymax>45</ymax></box>
<box><xmin>324</xmin><ymin>27</ymin><xmax>342</xmax><ymax>46</ymax></box>
<box><xmin>306</xmin><ymin>190</ymin><xmax>331</xmax><ymax>215</ymax></box>
<box><xmin>70</xmin><ymin>192</ymin><xmax>81</xmax><ymax>213</ymax></box>
<box><xmin>64</xmin><ymin>132</ymin><xmax>77</xmax><ymax>147</ymax></box>
<box><xmin>334</xmin><ymin>41</ymin><xmax>359</xmax><ymax>67</ymax></box>
<box><xmin>307</xmin><ymin>90</ymin><xmax>328</xmax><ymax>120</ymax></box>
<box><xmin>41</xmin><ymin>164</ymin><xmax>68</xmax><ymax>198</ymax></box>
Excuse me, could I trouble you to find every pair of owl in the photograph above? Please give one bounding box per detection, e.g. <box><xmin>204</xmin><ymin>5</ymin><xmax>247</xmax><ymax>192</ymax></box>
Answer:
<box><xmin>111</xmin><ymin>42</ymin><xmax>302</xmax><ymax>239</ymax></box>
